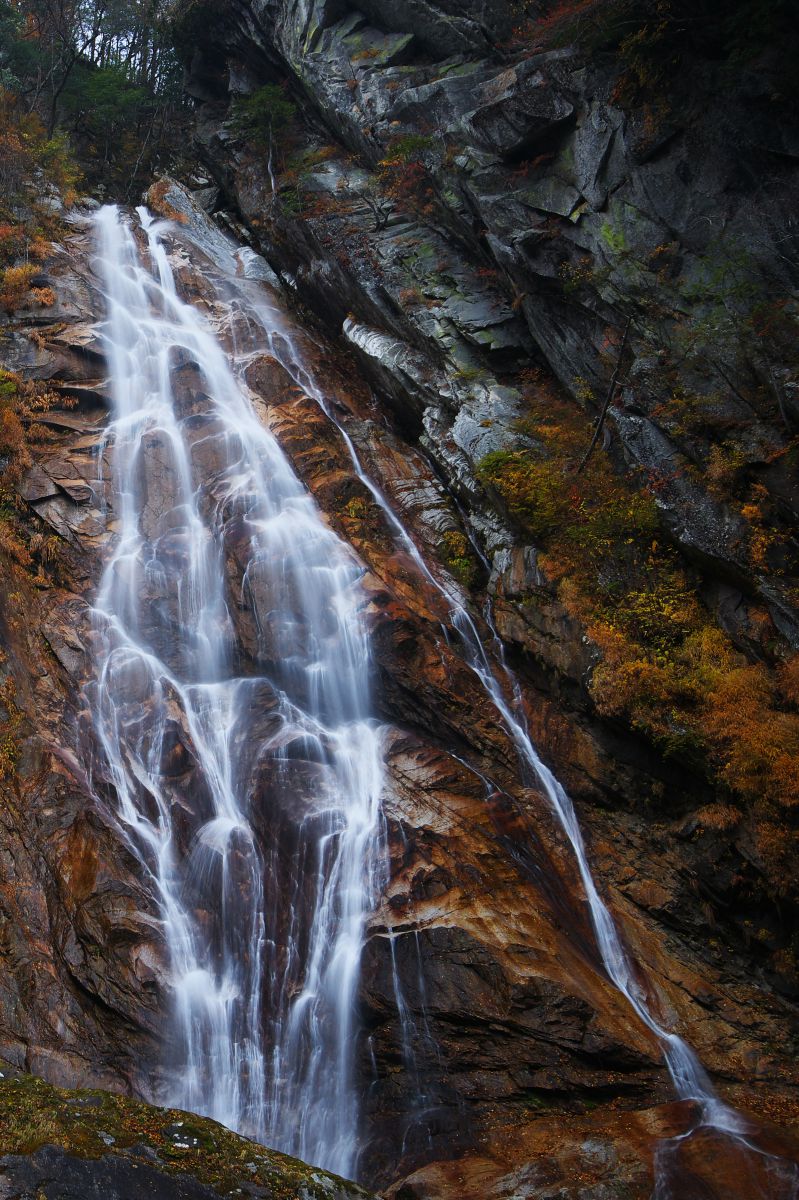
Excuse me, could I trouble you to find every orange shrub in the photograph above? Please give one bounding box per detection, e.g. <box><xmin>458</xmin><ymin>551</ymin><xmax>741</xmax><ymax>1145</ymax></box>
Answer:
<box><xmin>30</xmin><ymin>285</ymin><xmax>55</xmax><ymax>307</ymax></box>
<box><xmin>0</xmin><ymin>264</ymin><xmax>35</xmax><ymax>312</ymax></box>
<box><xmin>0</xmin><ymin>674</ymin><xmax>22</xmax><ymax>781</ymax></box>
<box><xmin>702</xmin><ymin>666</ymin><xmax>799</xmax><ymax>810</ymax></box>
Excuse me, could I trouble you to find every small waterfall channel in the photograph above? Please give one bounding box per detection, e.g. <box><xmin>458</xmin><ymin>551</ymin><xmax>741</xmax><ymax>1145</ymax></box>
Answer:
<box><xmin>88</xmin><ymin>204</ymin><xmax>383</xmax><ymax>1178</ymax></box>
<box><xmin>86</xmin><ymin>194</ymin><xmax>797</xmax><ymax>1197</ymax></box>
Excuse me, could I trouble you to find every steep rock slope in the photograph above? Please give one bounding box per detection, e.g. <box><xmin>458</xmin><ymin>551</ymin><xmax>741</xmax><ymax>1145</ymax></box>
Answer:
<box><xmin>2</xmin><ymin>172</ymin><xmax>797</xmax><ymax>1195</ymax></box>
<box><xmin>0</xmin><ymin>33</ymin><xmax>798</xmax><ymax>1194</ymax></box>
<box><xmin>167</xmin><ymin>0</ymin><xmax>799</xmax><ymax>982</ymax></box>
<box><xmin>0</xmin><ymin>219</ymin><xmax>165</xmax><ymax>1097</ymax></box>
<box><xmin>154</xmin><ymin>0</ymin><xmax>799</xmax><ymax>1188</ymax></box>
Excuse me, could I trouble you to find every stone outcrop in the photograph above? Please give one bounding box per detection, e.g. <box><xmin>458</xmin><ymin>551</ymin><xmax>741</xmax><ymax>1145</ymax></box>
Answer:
<box><xmin>0</xmin><ymin>1063</ymin><xmax>370</xmax><ymax>1199</ymax></box>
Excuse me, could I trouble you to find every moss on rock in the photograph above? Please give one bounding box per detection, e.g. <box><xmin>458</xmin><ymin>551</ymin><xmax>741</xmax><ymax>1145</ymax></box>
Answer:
<box><xmin>0</xmin><ymin>1064</ymin><xmax>371</xmax><ymax>1199</ymax></box>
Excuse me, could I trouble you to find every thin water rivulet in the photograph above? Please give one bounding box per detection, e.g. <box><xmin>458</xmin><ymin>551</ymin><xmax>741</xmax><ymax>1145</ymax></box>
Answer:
<box><xmin>241</xmin><ymin>238</ymin><xmax>799</xmax><ymax>1198</ymax></box>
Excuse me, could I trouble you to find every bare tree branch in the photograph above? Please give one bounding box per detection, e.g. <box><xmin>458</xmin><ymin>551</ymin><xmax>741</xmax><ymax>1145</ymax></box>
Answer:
<box><xmin>576</xmin><ymin>316</ymin><xmax>632</xmax><ymax>474</ymax></box>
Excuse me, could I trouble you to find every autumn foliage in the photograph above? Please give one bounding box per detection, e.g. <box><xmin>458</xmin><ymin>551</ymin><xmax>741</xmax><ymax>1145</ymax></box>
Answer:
<box><xmin>0</xmin><ymin>87</ymin><xmax>79</xmax><ymax>314</ymax></box>
<box><xmin>378</xmin><ymin>135</ymin><xmax>438</xmax><ymax>217</ymax></box>
<box><xmin>478</xmin><ymin>372</ymin><xmax>799</xmax><ymax>897</ymax></box>
<box><xmin>0</xmin><ymin>675</ymin><xmax>22</xmax><ymax>782</ymax></box>
<box><xmin>0</xmin><ymin>369</ymin><xmax>67</xmax><ymax>575</ymax></box>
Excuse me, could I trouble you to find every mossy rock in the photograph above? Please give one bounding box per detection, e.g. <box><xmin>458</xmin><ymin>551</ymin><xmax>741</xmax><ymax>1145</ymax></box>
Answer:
<box><xmin>0</xmin><ymin>1065</ymin><xmax>371</xmax><ymax>1199</ymax></box>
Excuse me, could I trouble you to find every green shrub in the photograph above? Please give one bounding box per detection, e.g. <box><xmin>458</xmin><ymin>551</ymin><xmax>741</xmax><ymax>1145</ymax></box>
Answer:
<box><xmin>228</xmin><ymin>84</ymin><xmax>296</xmax><ymax>149</ymax></box>
<box><xmin>441</xmin><ymin>530</ymin><xmax>478</xmax><ymax>588</ymax></box>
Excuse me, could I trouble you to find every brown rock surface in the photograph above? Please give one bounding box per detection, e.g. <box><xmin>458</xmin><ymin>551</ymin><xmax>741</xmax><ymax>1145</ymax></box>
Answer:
<box><xmin>0</xmin><ymin>204</ymin><xmax>796</xmax><ymax>1197</ymax></box>
<box><xmin>384</xmin><ymin>1100</ymin><xmax>799</xmax><ymax>1200</ymax></box>
<box><xmin>0</xmin><ymin>219</ymin><xmax>164</xmax><ymax>1098</ymax></box>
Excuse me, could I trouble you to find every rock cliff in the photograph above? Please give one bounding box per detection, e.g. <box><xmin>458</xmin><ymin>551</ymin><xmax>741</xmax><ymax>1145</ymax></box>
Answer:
<box><xmin>0</xmin><ymin>177</ymin><xmax>795</xmax><ymax>1193</ymax></box>
<box><xmin>0</xmin><ymin>2</ymin><xmax>798</xmax><ymax>1196</ymax></box>
<box><xmin>167</xmin><ymin>0</ymin><xmax>799</xmax><ymax>920</ymax></box>
<box><xmin>168</xmin><ymin>0</ymin><xmax>799</xmax><ymax>1188</ymax></box>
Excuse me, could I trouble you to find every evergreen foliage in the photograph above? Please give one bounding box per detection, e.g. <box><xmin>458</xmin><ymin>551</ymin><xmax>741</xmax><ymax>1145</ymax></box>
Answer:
<box><xmin>229</xmin><ymin>84</ymin><xmax>296</xmax><ymax>149</ymax></box>
<box><xmin>0</xmin><ymin>0</ymin><xmax>188</xmax><ymax>195</ymax></box>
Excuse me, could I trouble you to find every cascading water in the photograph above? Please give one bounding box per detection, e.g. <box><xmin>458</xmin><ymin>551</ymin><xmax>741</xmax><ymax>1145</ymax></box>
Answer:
<box><xmin>88</xmin><ymin>205</ymin><xmax>384</xmax><ymax>1178</ymax></box>
<box><xmin>87</xmin><ymin>187</ymin><xmax>796</xmax><ymax>1196</ymax></box>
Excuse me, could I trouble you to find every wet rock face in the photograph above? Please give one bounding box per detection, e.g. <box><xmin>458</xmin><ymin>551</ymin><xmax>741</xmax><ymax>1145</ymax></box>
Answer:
<box><xmin>1</xmin><ymin>184</ymin><xmax>798</xmax><ymax>1200</ymax></box>
<box><xmin>383</xmin><ymin>1098</ymin><xmax>799</xmax><ymax>1200</ymax></box>
<box><xmin>168</xmin><ymin>2</ymin><xmax>798</xmax><ymax>1183</ymax></box>
<box><xmin>12</xmin><ymin>196</ymin><xmax>799</xmax><ymax>1190</ymax></box>
<box><xmin>0</xmin><ymin>221</ymin><xmax>167</xmax><ymax>1099</ymax></box>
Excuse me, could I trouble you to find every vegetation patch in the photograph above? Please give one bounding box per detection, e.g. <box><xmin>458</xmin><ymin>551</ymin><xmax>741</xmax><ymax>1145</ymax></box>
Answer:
<box><xmin>377</xmin><ymin>134</ymin><xmax>439</xmax><ymax>218</ymax></box>
<box><xmin>0</xmin><ymin>370</ymin><xmax>70</xmax><ymax>600</ymax></box>
<box><xmin>0</xmin><ymin>673</ymin><xmax>22</xmax><ymax>781</ymax></box>
<box><xmin>478</xmin><ymin>370</ymin><xmax>799</xmax><ymax>898</ymax></box>
<box><xmin>562</xmin><ymin>219</ymin><xmax>799</xmax><ymax>581</ymax></box>
<box><xmin>228</xmin><ymin>84</ymin><xmax>297</xmax><ymax>152</ymax></box>
<box><xmin>441</xmin><ymin>529</ymin><xmax>479</xmax><ymax>588</ymax></box>
<box><xmin>1</xmin><ymin>0</ymin><xmax>189</xmax><ymax>197</ymax></box>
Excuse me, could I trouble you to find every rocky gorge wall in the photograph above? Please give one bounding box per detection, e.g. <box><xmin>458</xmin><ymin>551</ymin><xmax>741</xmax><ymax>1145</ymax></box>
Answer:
<box><xmin>0</xmin><ymin>185</ymin><xmax>795</xmax><ymax>1197</ymax></box>
<box><xmin>165</xmin><ymin>0</ymin><xmax>799</xmax><ymax>1188</ymax></box>
<box><xmin>0</xmin><ymin>2</ymin><xmax>798</xmax><ymax>1196</ymax></box>
<box><xmin>166</xmin><ymin>0</ymin><xmax>799</xmax><ymax>974</ymax></box>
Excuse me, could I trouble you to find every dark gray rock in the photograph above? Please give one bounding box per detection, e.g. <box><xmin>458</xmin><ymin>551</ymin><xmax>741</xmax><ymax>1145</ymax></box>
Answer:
<box><xmin>465</xmin><ymin>58</ymin><xmax>576</xmax><ymax>160</ymax></box>
<box><xmin>174</xmin><ymin>0</ymin><xmax>799</xmax><ymax>650</ymax></box>
<box><xmin>0</xmin><ymin>1146</ymin><xmax>223</xmax><ymax>1200</ymax></box>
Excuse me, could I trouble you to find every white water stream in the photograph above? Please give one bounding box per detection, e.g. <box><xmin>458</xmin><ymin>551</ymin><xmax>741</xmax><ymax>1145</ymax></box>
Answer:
<box><xmin>89</xmin><ymin>205</ymin><xmax>384</xmax><ymax>1177</ymax></box>
<box><xmin>87</xmin><ymin>197</ymin><xmax>797</xmax><ymax>1195</ymax></box>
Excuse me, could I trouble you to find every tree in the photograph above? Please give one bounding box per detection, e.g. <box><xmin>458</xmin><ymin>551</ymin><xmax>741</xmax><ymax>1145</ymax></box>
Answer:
<box><xmin>0</xmin><ymin>0</ymin><xmax>185</xmax><ymax>195</ymax></box>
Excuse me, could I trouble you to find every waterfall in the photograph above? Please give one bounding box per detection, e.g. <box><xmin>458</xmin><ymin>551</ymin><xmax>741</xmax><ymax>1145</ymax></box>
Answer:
<box><xmin>86</xmin><ymin>192</ymin><xmax>797</xmax><ymax>1197</ymax></box>
<box><xmin>88</xmin><ymin>205</ymin><xmax>384</xmax><ymax>1179</ymax></box>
